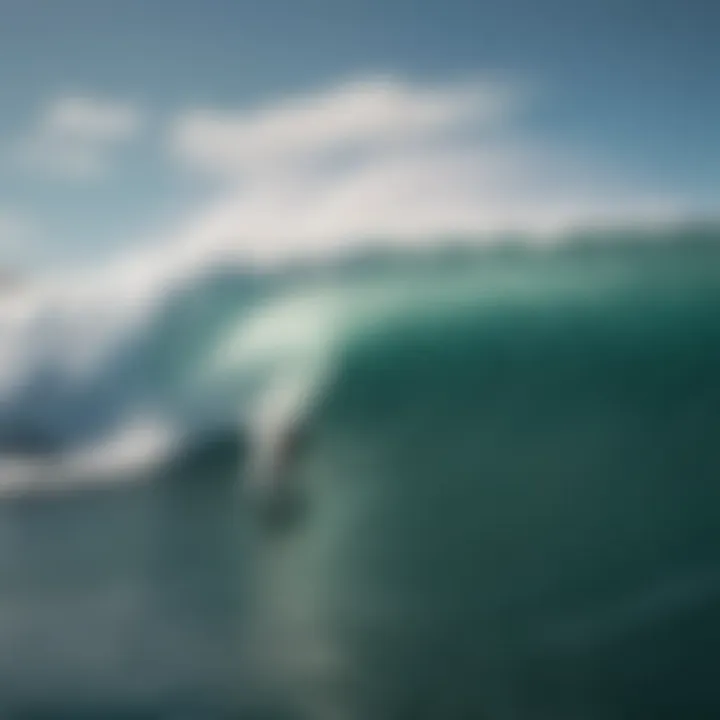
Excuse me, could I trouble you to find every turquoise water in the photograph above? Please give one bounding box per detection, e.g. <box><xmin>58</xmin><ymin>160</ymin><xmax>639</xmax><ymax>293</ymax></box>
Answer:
<box><xmin>1</xmin><ymin>230</ymin><xmax>720</xmax><ymax>717</ymax></box>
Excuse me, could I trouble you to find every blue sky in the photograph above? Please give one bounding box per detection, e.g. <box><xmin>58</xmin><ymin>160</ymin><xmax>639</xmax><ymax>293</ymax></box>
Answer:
<box><xmin>0</xmin><ymin>0</ymin><xmax>717</xmax><ymax>270</ymax></box>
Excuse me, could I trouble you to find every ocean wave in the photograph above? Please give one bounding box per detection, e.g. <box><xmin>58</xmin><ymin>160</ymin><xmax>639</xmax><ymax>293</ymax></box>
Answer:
<box><xmin>0</xmin><ymin>225</ymin><xmax>718</xmax><ymax>496</ymax></box>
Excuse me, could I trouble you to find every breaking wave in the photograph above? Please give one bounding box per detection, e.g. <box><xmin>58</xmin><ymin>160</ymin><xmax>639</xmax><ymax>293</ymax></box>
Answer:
<box><xmin>0</xmin><ymin>224</ymin><xmax>718</xmax><ymax>496</ymax></box>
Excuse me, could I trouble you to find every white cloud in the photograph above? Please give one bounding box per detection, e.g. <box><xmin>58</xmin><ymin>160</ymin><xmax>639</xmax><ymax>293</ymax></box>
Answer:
<box><xmin>43</xmin><ymin>97</ymin><xmax>140</xmax><ymax>141</ymax></box>
<box><xmin>170</xmin><ymin>76</ymin><xmax>519</xmax><ymax>178</ymax></box>
<box><xmin>153</xmin><ymin>75</ymin><xmax>685</xmax><ymax>270</ymax></box>
<box><xmin>14</xmin><ymin>96</ymin><xmax>143</xmax><ymax>180</ymax></box>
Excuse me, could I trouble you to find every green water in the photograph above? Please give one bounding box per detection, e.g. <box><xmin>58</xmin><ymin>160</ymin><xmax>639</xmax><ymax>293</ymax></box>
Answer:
<box><xmin>2</xmin><ymin>235</ymin><xmax>720</xmax><ymax>718</ymax></box>
<box><xmin>253</xmin><ymin>240</ymin><xmax>720</xmax><ymax>718</ymax></box>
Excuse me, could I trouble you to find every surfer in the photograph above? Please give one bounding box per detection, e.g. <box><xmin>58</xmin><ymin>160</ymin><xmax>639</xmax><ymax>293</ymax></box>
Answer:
<box><xmin>247</xmin><ymin>419</ymin><xmax>308</xmax><ymax>532</ymax></box>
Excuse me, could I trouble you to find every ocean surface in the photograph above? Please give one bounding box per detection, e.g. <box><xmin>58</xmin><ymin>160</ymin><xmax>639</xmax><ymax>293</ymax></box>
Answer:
<box><xmin>1</xmin><ymin>227</ymin><xmax>720</xmax><ymax>718</ymax></box>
